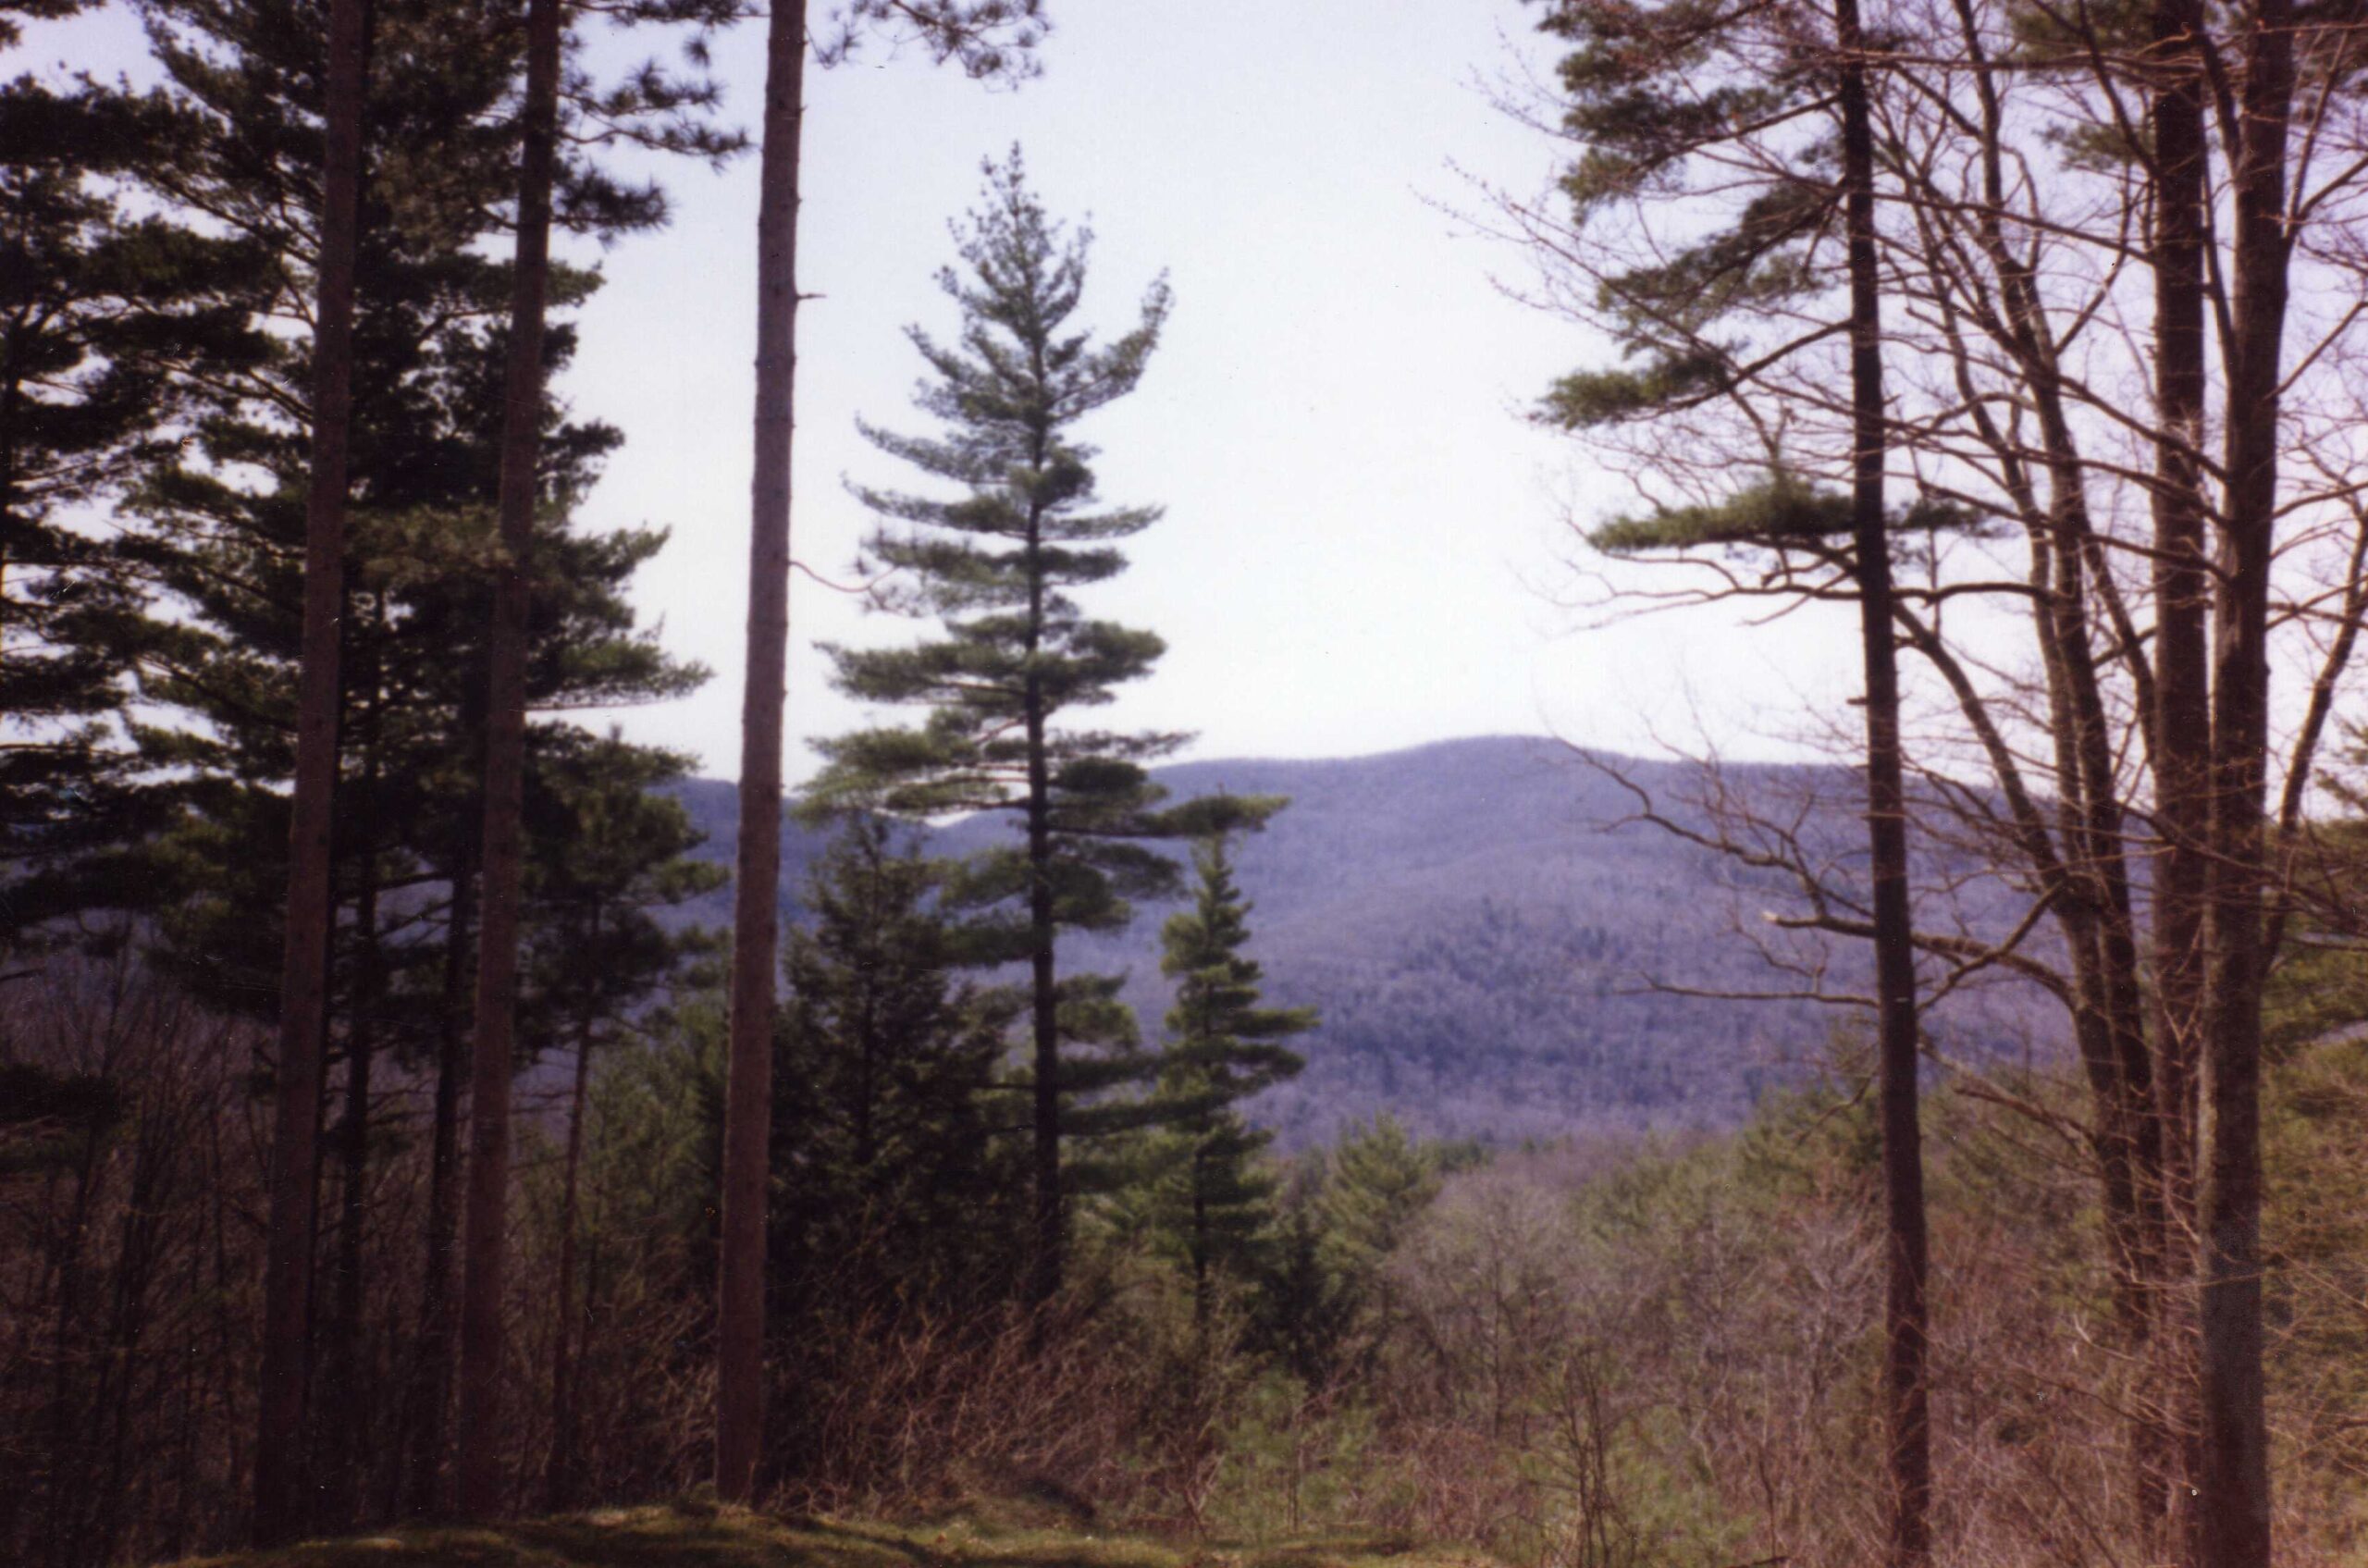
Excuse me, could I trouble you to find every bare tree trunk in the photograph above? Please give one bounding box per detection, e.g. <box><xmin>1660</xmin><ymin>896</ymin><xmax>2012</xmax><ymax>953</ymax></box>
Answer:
<box><xmin>318</xmin><ymin>622</ymin><xmax>385</xmax><ymax>1530</ymax></box>
<box><xmin>1835</xmin><ymin>4</ymin><xmax>1929</xmax><ymax>1559</ymax></box>
<box><xmin>399</xmin><ymin>831</ymin><xmax>475</xmax><ymax>1518</ymax></box>
<box><xmin>2198</xmin><ymin>4</ymin><xmax>2289</xmax><ymax>1562</ymax></box>
<box><xmin>454</xmin><ymin>0</ymin><xmax>561</xmax><ymax>1518</ymax></box>
<box><xmin>1190</xmin><ymin>1149</ymin><xmax>1210</xmax><ymax>1352</ymax></box>
<box><xmin>1024</xmin><ymin>673</ymin><xmax>1060</xmax><ymax>1315</ymax></box>
<box><xmin>716</xmin><ymin>0</ymin><xmax>807</xmax><ymax>1504</ymax></box>
<box><xmin>253</xmin><ymin>0</ymin><xmax>369</xmax><ymax>1541</ymax></box>
<box><xmin>546</xmin><ymin>1008</ymin><xmax>595</xmax><ymax>1512</ymax></box>
<box><xmin>2147</xmin><ymin>0</ymin><xmax>2212</xmax><ymax>1549</ymax></box>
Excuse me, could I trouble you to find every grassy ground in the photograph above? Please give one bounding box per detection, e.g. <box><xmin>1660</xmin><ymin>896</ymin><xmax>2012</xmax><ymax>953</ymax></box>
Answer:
<box><xmin>168</xmin><ymin>1504</ymin><xmax>1492</xmax><ymax>1568</ymax></box>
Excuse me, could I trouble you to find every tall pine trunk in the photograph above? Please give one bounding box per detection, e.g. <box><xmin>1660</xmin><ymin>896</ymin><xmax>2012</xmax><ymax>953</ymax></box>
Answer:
<box><xmin>2199</xmin><ymin>3</ymin><xmax>2290</xmax><ymax>1562</ymax></box>
<box><xmin>717</xmin><ymin>0</ymin><xmax>808</xmax><ymax>1503</ymax></box>
<box><xmin>1023</xmin><ymin>505</ymin><xmax>1060</xmax><ymax>1315</ymax></box>
<box><xmin>1024</xmin><ymin>687</ymin><xmax>1060</xmax><ymax>1312</ymax></box>
<box><xmin>318</xmin><ymin>624</ymin><xmax>385</xmax><ymax>1529</ymax></box>
<box><xmin>253</xmin><ymin>0</ymin><xmax>369</xmax><ymax>1540</ymax></box>
<box><xmin>1834</xmin><ymin>2</ymin><xmax>1930</xmax><ymax>1559</ymax></box>
<box><xmin>454</xmin><ymin>0</ymin><xmax>561</xmax><ymax>1517</ymax></box>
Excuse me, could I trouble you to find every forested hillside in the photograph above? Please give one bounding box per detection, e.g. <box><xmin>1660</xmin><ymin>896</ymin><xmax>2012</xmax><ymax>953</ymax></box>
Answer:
<box><xmin>672</xmin><ymin>735</ymin><xmax>2043</xmax><ymax>1143</ymax></box>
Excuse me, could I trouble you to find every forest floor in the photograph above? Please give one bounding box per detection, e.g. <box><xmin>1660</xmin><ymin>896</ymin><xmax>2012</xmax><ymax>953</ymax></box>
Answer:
<box><xmin>170</xmin><ymin>1504</ymin><xmax>1489</xmax><ymax>1568</ymax></box>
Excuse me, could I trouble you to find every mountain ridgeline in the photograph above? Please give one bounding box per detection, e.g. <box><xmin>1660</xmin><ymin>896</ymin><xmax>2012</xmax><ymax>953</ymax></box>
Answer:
<box><xmin>671</xmin><ymin>735</ymin><xmax>2033</xmax><ymax>1144</ymax></box>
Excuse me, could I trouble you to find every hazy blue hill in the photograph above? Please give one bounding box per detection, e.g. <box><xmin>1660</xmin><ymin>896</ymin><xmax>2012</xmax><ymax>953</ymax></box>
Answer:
<box><xmin>669</xmin><ymin>736</ymin><xmax>2035</xmax><ymax>1145</ymax></box>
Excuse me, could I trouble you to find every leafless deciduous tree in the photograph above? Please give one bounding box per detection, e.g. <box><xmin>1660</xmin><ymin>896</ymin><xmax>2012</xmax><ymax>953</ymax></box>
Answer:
<box><xmin>1496</xmin><ymin>0</ymin><xmax>2368</xmax><ymax>1557</ymax></box>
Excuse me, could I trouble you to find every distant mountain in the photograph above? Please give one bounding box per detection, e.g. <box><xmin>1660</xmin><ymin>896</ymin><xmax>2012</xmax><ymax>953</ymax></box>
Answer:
<box><xmin>670</xmin><ymin>736</ymin><xmax>2044</xmax><ymax>1145</ymax></box>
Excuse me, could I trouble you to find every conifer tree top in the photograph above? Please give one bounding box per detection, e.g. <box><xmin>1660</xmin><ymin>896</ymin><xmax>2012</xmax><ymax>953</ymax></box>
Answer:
<box><xmin>810</xmin><ymin>150</ymin><xmax>1186</xmax><ymax>840</ymax></box>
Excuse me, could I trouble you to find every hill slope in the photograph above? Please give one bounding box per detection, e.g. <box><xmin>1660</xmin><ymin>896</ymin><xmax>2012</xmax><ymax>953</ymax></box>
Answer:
<box><xmin>672</xmin><ymin>736</ymin><xmax>2030</xmax><ymax>1144</ymax></box>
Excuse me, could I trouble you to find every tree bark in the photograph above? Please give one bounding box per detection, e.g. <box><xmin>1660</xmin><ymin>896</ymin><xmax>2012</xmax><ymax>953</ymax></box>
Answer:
<box><xmin>1834</xmin><ymin>3</ymin><xmax>1930</xmax><ymax>1560</ymax></box>
<box><xmin>1023</xmin><ymin>467</ymin><xmax>1060</xmax><ymax>1315</ymax></box>
<box><xmin>546</xmin><ymin>1006</ymin><xmax>595</xmax><ymax>1512</ymax></box>
<box><xmin>1024</xmin><ymin>672</ymin><xmax>1060</xmax><ymax>1314</ymax></box>
<box><xmin>1933</xmin><ymin>13</ymin><xmax>2174</xmax><ymax>1483</ymax></box>
<box><xmin>716</xmin><ymin>0</ymin><xmax>807</xmax><ymax>1504</ymax></box>
<box><xmin>454</xmin><ymin>0</ymin><xmax>562</xmax><ymax>1518</ymax></box>
<box><xmin>1191</xmin><ymin>1148</ymin><xmax>1210</xmax><ymax>1351</ymax></box>
<box><xmin>318</xmin><ymin>618</ymin><xmax>385</xmax><ymax>1530</ymax></box>
<box><xmin>2146</xmin><ymin>0</ymin><xmax>2212</xmax><ymax>1549</ymax></box>
<box><xmin>399</xmin><ymin>827</ymin><xmax>475</xmax><ymax>1518</ymax></box>
<box><xmin>2198</xmin><ymin>4</ymin><xmax>2290</xmax><ymax>1562</ymax></box>
<box><xmin>253</xmin><ymin>0</ymin><xmax>369</xmax><ymax>1541</ymax></box>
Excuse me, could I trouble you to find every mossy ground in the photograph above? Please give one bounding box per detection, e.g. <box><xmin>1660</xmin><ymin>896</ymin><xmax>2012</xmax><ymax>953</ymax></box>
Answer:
<box><xmin>168</xmin><ymin>1504</ymin><xmax>1491</xmax><ymax>1568</ymax></box>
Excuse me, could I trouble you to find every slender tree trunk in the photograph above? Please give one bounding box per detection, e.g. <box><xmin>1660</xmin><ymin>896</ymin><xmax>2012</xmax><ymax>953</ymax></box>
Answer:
<box><xmin>2031</xmin><ymin>512</ymin><xmax>2171</xmax><ymax>1470</ymax></box>
<box><xmin>717</xmin><ymin>0</ymin><xmax>807</xmax><ymax>1504</ymax></box>
<box><xmin>43</xmin><ymin>1131</ymin><xmax>100</xmax><ymax>1562</ymax></box>
<box><xmin>1937</xmin><ymin>12</ymin><xmax>2173</xmax><ymax>1438</ymax></box>
<box><xmin>317</xmin><ymin>935</ymin><xmax>375</xmax><ymax>1526</ymax></box>
<box><xmin>546</xmin><ymin>1005</ymin><xmax>595</xmax><ymax>1512</ymax></box>
<box><xmin>1191</xmin><ymin>1148</ymin><xmax>1210</xmax><ymax>1351</ymax></box>
<box><xmin>2199</xmin><ymin>5</ymin><xmax>2289</xmax><ymax>1562</ymax></box>
<box><xmin>1024</xmin><ymin>681</ymin><xmax>1060</xmax><ymax>1314</ymax></box>
<box><xmin>1021</xmin><ymin>468</ymin><xmax>1061</xmax><ymax>1314</ymax></box>
<box><xmin>400</xmin><ymin>833</ymin><xmax>475</xmax><ymax>1518</ymax></box>
<box><xmin>1835</xmin><ymin>4</ymin><xmax>1930</xmax><ymax>1560</ymax></box>
<box><xmin>454</xmin><ymin>0</ymin><xmax>561</xmax><ymax>1518</ymax></box>
<box><xmin>1019</xmin><ymin>321</ymin><xmax>1062</xmax><ymax>1316</ymax></box>
<box><xmin>253</xmin><ymin>0</ymin><xmax>369</xmax><ymax>1540</ymax></box>
<box><xmin>2147</xmin><ymin>0</ymin><xmax>2212</xmax><ymax>1550</ymax></box>
<box><xmin>319</xmin><ymin>629</ymin><xmax>385</xmax><ymax>1529</ymax></box>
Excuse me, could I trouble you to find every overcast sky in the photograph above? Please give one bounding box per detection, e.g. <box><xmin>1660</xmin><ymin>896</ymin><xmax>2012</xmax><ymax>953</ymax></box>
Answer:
<box><xmin>21</xmin><ymin>0</ymin><xmax>1873</xmax><ymax>779</ymax></box>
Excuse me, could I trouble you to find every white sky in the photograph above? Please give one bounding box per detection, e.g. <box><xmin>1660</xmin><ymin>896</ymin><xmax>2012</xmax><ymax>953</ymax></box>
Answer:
<box><xmin>17</xmin><ymin>0</ymin><xmax>1870</xmax><ymax>780</ymax></box>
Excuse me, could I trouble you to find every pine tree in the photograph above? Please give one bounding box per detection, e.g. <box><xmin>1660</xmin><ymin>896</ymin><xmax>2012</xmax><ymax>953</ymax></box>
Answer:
<box><xmin>456</xmin><ymin>0</ymin><xmax>740</xmax><ymax>1516</ymax></box>
<box><xmin>1318</xmin><ymin>1114</ymin><xmax>1440</xmax><ymax>1283</ymax></box>
<box><xmin>129</xmin><ymin>0</ymin><xmax>722</xmax><ymax>1520</ymax></box>
<box><xmin>809</xmin><ymin>152</ymin><xmax>1248</xmax><ymax>1309</ymax></box>
<box><xmin>248</xmin><ymin>0</ymin><xmax>366</xmax><ymax>1536</ymax></box>
<box><xmin>1145</xmin><ymin>830</ymin><xmax>1311</xmax><ymax>1338</ymax></box>
<box><xmin>1530</xmin><ymin>2</ymin><xmax>1934</xmax><ymax>1547</ymax></box>
<box><xmin>1252</xmin><ymin>1160</ymin><xmax>1358</xmax><ymax>1386</ymax></box>
<box><xmin>454</xmin><ymin>0</ymin><xmax>567</xmax><ymax>1519</ymax></box>
<box><xmin>524</xmin><ymin>728</ymin><xmax>722</xmax><ymax>1512</ymax></box>
<box><xmin>715</xmin><ymin>1</ymin><xmax>1043</xmax><ymax>1499</ymax></box>
<box><xmin>1306</xmin><ymin>1113</ymin><xmax>1441</xmax><ymax>1364</ymax></box>
<box><xmin>0</xmin><ymin>65</ymin><xmax>261</xmax><ymax>962</ymax></box>
<box><xmin>769</xmin><ymin>816</ymin><xmax>1024</xmax><ymax>1327</ymax></box>
<box><xmin>716</xmin><ymin>0</ymin><xmax>805</xmax><ymax>1500</ymax></box>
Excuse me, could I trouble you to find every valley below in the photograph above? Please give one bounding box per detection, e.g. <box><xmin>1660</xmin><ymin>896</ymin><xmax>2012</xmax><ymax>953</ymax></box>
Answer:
<box><xmin>672</xmin><ymin>735</ymin><xmax>2054</xmax><ymax>1144</ymax></box>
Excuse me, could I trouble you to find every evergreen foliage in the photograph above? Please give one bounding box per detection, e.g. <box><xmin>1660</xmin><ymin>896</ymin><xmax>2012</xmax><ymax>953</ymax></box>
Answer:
<box><xmin>769</xmin><ymin>814</ymin><xmax>1029</xmax><ymax>1321</ymax></box>
<box><xmin>1586</xmin><ymin>473</ymin><xmax>1984</xmax><ymax>555</ymax></box>
<box><xmin>0</xmin><ymin>59</ymin><xmax>265</xmax><ymax>954</ymax></box>
<box><xmin>521</xmin><ymin>728</ymin><xmax>724</xmax><ymax>1052</ymax></box>
<box><xmin>809</xmin><ymin>150</ymin><xmax>1179</xmax><ymax>845</ymax></box>
<box><xmin>808</xmin><ymin>151</ymin><xmax>1253</xmax><ymax>1296</ymax></box>
<box><xmin>1137</xmin><ymin>830</ymin><xmax>1312</xmax><ymax>1329</ymax></box>
<box><xmin>1317</xmin><ymin>1114</ymin><xmax>1444</xmax><ymax>1284</ymax></box>
<box><xmin>123</xmin><ymin>0</ymin><xmax>707</xmax><ymax>1042</ymax></box>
